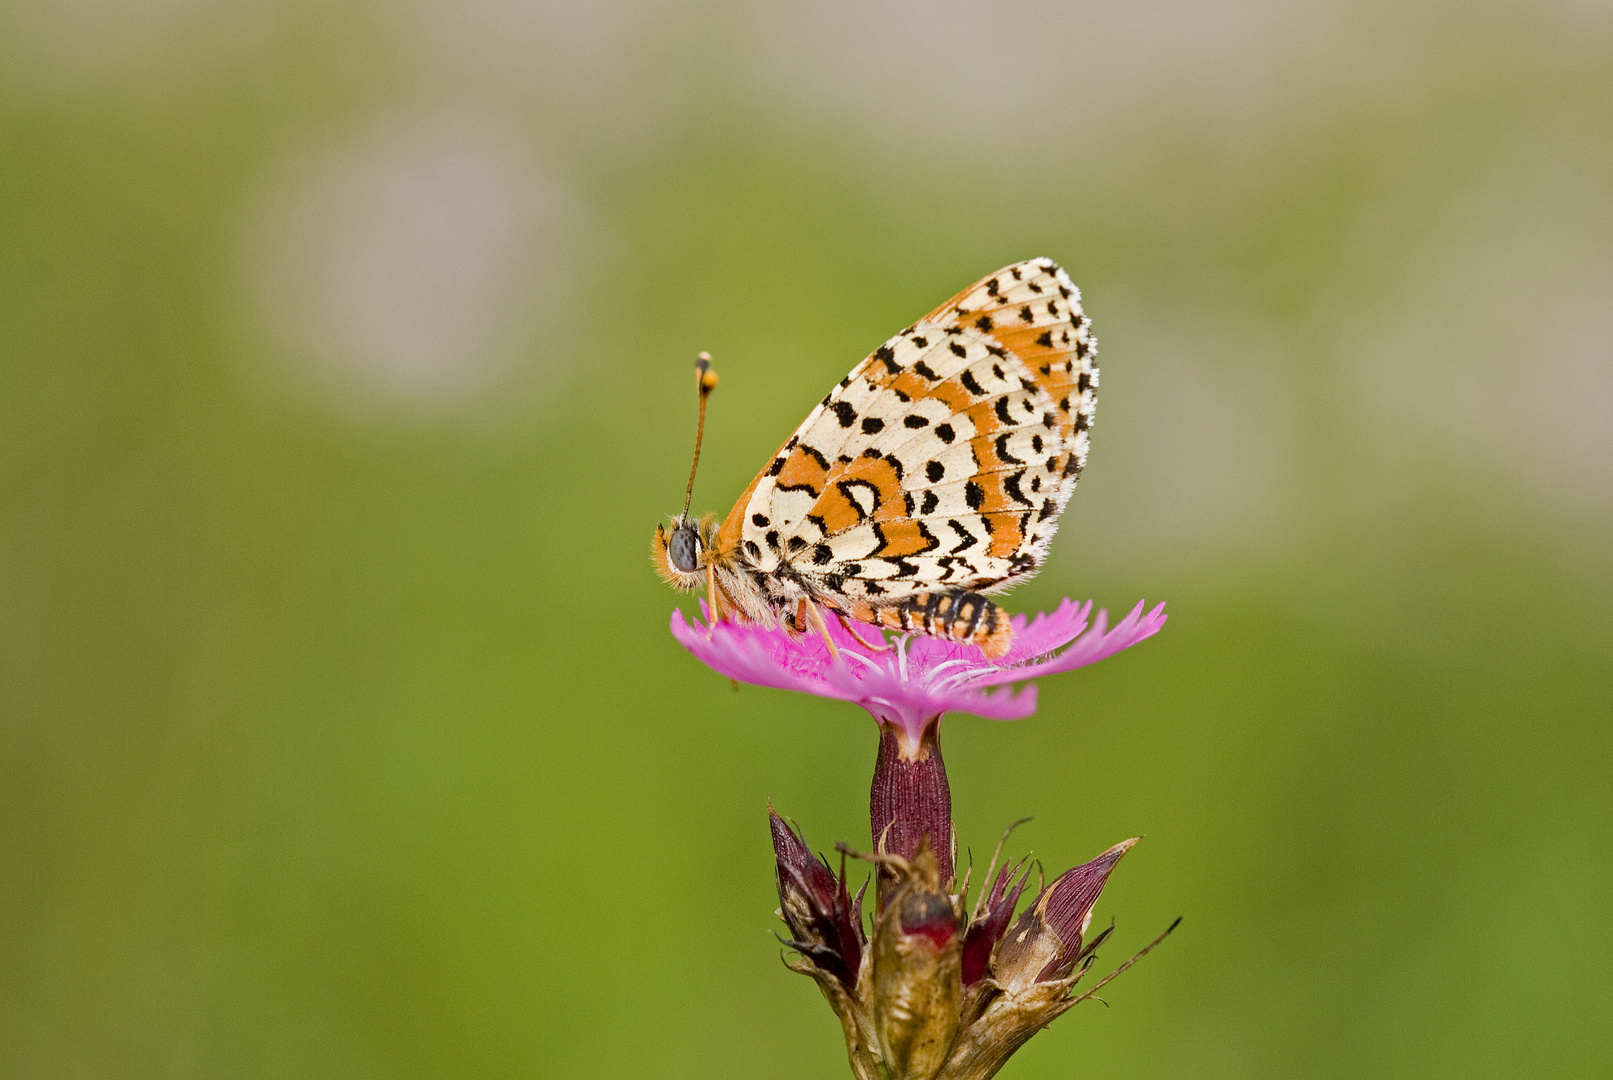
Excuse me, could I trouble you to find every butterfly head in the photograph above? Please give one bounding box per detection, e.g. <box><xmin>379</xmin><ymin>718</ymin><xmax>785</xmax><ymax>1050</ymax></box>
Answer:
<box><xmin>652</xmin><ymin>512</ymin><xmax>719</xmax><ymax>591</ymax></box>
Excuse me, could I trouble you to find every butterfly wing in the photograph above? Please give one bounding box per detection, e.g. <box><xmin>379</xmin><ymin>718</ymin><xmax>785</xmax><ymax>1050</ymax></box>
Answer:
<box><xmin>719</xmin><ymin>258</ymin><xmax>1097</xmax><ymax>649</ymax></box>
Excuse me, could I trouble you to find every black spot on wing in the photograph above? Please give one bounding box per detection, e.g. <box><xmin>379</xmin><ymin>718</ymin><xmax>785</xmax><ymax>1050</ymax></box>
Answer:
<box><xmin>947</xmin><ymin>520</ymin><xmax>977</xmax><ymax>553</ymax></box>
<box><xmin>836</xmin><ymin>478</ymin><xmax>881</xmax><ymax>520</ymax></box>
<box><xmin>1004</xmin><ymin>471</ymin><xmax>1033</xmax><ymax>507</ymax></box>
<box><xmin>830</xmin><ymin>401</ymin><xmax>857</xmax><ymax>427</ymax></box>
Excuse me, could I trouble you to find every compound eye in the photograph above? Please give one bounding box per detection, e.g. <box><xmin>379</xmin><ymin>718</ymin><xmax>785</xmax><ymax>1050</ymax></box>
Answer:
<box><xmin>669</xmin><ymin>526</ymin><xmax>701</xmax><ymax>573</ymax></box>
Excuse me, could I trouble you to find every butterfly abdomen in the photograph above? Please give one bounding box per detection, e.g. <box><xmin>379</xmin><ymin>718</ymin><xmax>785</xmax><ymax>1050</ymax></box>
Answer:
<box><xmin>879</xmin><ymin>591</ymin><xmax>1013</xmax><ymax>659</ymax></box>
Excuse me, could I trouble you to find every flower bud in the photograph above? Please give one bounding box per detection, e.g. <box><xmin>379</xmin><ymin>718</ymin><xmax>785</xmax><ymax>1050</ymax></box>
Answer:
<box><xmin>993</xmin><ymin>838</ymin><xmax>1136</xmax><ymax>990</ymax></box>
<box><xmin>770</xmin><ymin>808</ymin><xmax>864</xmax><ymax>990</ymax></box>
<box><xmin>935</xmin><ymin>839</ymin><xmax>1139</xmax><ymax>1079</ymax></box>
<box><xmin>869</xmin><ymin>838</ymin><xmax>962</xmax><ymax>1080</ymax></box>
<box><xmin>959</xmin><ymin>858</ymin><xmax>1030</xmax><ymax>987</ymax></box>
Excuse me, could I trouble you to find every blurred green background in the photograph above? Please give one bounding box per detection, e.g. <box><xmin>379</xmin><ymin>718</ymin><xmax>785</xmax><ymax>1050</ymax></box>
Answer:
<box><xmin>3</xmin><ymin>2</ymin><xmax>1611</xmax><ymax>1077</ymax></box>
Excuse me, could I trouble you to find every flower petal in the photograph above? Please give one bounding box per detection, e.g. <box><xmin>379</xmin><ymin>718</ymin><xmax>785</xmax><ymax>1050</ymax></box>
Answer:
<box><xmin>965</xmin><ymin>601</ymin><xmax>1167</xmax><ymax>690</ymax></box>
<box><xmin>667</xmin><ymin>599</ymin><xmax>1165</xmax><ymax>725</ymax></box>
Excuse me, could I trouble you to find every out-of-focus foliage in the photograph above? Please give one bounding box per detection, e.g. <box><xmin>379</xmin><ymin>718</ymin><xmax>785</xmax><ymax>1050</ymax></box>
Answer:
<box><xmin>2</xmin><ymin>2</ymin><xmax>1610</xmax><ymax>1077</ymax></box>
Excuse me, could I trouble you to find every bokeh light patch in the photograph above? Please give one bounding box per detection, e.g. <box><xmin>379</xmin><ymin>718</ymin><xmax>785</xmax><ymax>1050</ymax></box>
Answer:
<box><xmin>244</xmin><ymin>111</ymin><xmax>586</xmax><ymax>420</ymax></box>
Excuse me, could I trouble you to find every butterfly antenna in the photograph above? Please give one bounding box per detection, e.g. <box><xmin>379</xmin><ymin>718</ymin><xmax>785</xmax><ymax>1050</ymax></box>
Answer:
<box><xmin>682</xmin><ymin>352</ymin><xmax>719</xmax><ymax>519</ymax></box>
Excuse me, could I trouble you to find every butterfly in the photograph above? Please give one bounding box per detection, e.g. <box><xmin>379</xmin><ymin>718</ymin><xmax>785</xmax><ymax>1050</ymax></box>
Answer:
<box><xmin>652</xmin><ymin>258</ymin><xmax>1096</xmax><ymax>659</ymax></box>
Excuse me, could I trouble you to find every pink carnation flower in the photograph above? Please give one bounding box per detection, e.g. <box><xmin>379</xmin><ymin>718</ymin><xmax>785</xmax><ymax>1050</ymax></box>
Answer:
<box><xmin>669</xmin><ymin>597</ymin><xmax>1166</xmax><ymax>746</ymax></box>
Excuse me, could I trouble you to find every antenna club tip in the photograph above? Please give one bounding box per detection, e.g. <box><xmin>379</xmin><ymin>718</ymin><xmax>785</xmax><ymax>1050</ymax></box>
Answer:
<box><xmin>694</xmin><ymin>351</ymin><xmax>719</xmax><ymax>391</ymax></box>
<box><xmin>693</xmin><ymin>352</ymin><xmax>718</xmax><ymax>389</ymax></box>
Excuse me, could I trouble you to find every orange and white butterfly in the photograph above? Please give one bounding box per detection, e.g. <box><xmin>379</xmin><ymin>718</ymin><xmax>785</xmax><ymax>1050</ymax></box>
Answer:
<box><xmin>652</xmin><ymin>258</ymin><xmax>1096</xmax><ymax>659</ymax></box>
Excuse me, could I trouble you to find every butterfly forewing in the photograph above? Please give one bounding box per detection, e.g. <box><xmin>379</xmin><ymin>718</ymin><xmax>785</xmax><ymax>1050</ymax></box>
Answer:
<box><xmin>721</xmin><ymin>258</ymin><xmax>1097</xmax><ymax>630</ymax></box>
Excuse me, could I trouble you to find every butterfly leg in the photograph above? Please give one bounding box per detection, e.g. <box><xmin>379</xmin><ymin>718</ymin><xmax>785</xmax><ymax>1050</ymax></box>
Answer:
<box><xmin>801</xmin><ymin>599</ymin><xmax>841</xmax><ymax>660</ymax></box>
<box><xmin>835</xmin><ymin>610</ymin><xmax>893</xmax><ymax>652</ymax></box>
<box><xmin>705</xmin><ymin>561</ymin><xmax>724</xmax><ymax>637</ymax></box>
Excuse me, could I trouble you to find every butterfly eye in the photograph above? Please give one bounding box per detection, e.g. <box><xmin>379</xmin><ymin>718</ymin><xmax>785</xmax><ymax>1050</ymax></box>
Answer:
<box><xmin>669</xmin><ymin>525</ymin><xmax>702</xmax><ymax>573</ymax></box>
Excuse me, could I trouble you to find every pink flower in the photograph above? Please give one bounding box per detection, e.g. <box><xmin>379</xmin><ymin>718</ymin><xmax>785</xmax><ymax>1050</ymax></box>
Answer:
<box><xmin>669</xmin><ymin>598</ymin><xmax>1167</xmax><ymax>748</ymax></box>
